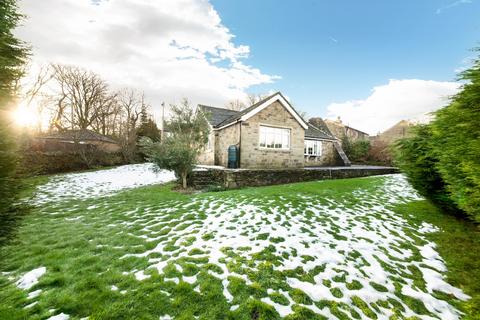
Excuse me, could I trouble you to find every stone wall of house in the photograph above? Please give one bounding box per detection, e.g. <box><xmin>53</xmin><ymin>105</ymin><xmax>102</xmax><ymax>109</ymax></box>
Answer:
<box><xmin>215</xmin><ymin>123</ymin><xmax>240</xmax><ymax>167</ymax></box>
<box><xmin>240</xmin><ymin>101</ymin><xmax>304</xmax><ymax>169</ymax></box>
<box><xmin>197</xmin><ymin>131</ymin><xmax>215</xmax><ymax>165</ymax></box>
<box><xmin>304</xmin><ymin>140</ymin><xmax>342</xmax><ymax>167</ymax></box>
<box><xmin>325</xmin><ymin>119</ymin><xmax>369</xmax><ymax>141</ymax></box>
<box><xmin>374</xmin><ymin>120</ymin><xmax>413</xmax><ymax>144</ymax></box>
<box><xmin>191</xmin><ymin>167</ymin><xmax>399</xmax><ymax>189</ymax></box>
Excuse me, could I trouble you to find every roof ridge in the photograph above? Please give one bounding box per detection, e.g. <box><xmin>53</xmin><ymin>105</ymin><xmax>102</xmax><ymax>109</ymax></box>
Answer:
<box><xmin>306</xmin><ymin>118</ymin><xmax>336</xmax><ymax>140</ymax></box>
<box><xmin>198</xmin><ymin>104</ymin><xmax>239</xmax><ymax>112</ymax></box>
<box><xmin>215</xmin><ymin>92</ymin><xmax>283</xmax><ymax>128</ymax></box>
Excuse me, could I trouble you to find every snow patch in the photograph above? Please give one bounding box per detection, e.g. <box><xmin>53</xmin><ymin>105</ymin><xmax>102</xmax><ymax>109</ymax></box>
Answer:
<box><xmin>418</xmin><ymin>222</ymin><xmax>440</xmax><ymax>234</ymax></box>
<box><xmin>28</xmin><ymin>289</ymin><xmax>42</xmax><ymax>299</ymax></box>
<box><xmin>47</xmin><ymin>313</ymin><xmax>70</xmax><ymax>320</ymax></box>
<box><xmin>24</xmin><ymin>301</ymin><xmax>38</xmax><ymax>309</ymax></box>
<box><xmin>16</xmin><ymin>267</ymin><xmax>46</xmax><ymax>290</ymax></box>
<box><xmin>33</xmin><ymin>163</ymin><xmax>176</xmax><ymax>204</ymax></box>
<box><xmin>134</xmin><ymin>270</ymin><xmax>150</xmax><ymax>281</ymax></box>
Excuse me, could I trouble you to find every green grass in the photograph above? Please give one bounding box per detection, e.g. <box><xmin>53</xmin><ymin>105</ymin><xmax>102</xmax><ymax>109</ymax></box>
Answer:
<box><xmin>0</xmin><ymin>174</ymin><xmax>479</xmax><ymax>319</ymax></box>
<box><xmin>394</xmin><ymin>200</ymin><xmax>480</xmax><ymax>319</ymax></box>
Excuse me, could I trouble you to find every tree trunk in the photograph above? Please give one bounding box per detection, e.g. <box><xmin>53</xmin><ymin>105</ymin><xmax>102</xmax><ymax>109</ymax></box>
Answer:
<box><xmin>182</xmin><ymin>172</ymin><xmax>187</xmax><ymax>189</ymax></box>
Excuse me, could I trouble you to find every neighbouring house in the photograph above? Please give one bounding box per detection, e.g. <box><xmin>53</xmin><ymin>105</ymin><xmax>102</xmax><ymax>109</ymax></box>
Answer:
<box><xmin>33</xmin><ymin>129</ymin><xmax>121</xmax><ymax>153</ymax></box>
<box><xmin>373</xmin><ymin>120</ymin><xmax>414</xmax><ymax>144</ymax></box>
<box><xmin>324</xmin><ymin>117</ymin><xmax>369</xmax><ymax>141</ymax></box>
<box><xmin>198</xmin><ymin>92</ymin><xmax>349</xmax><ymax>169</ymax></box>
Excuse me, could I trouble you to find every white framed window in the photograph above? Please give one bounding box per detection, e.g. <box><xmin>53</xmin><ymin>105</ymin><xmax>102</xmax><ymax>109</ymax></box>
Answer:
<box><xmin>259</xmin><ymin>125</ymin><xmax>290</xmax><ymax>150</ymax></box>
<box><xmin>304</xmin><ymin>140</ymin><xmax>322</xmax><ymax>156</ymax></box>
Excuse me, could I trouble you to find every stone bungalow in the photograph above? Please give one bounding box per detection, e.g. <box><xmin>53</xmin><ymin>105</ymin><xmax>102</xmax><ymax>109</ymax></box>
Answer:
<box><xmin>33</xmin><ymin>129</ymin><xmax>121</xmax><ymax>153</ymax></box>
<box><xmin>198</xmin><ymin>92</ymin><xmax>350</xmax><ymax>169</ymax></box>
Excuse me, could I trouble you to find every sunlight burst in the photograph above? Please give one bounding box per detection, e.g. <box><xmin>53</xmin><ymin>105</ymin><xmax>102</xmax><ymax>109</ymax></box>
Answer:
<box><xmin>13</xmin><ymin>104</ymin><xmax>38</xmax><ymax>128</ymax></box>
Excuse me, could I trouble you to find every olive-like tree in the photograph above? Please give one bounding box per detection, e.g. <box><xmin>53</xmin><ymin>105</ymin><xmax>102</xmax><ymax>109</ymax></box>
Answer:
<box><xmin>140</xmin><ymin>99</ymin><xmax>209</xmax><ymax>188</ymax></box>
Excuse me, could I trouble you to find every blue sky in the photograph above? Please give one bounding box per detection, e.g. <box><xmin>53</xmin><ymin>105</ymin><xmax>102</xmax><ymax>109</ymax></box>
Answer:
<box><xmin>17</xmin><ymin>0</ymin><xmax>479</xmax><ymax>134</ymax></box>
<box><xmin>211</xmin><ymin>0</ymin><xmax>479</xmax><ymax>118</ymax></box>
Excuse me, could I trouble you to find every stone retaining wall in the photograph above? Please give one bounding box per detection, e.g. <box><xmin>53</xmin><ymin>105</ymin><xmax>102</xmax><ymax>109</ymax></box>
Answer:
<box><xmin>192</xmin><ymin>166</ymin><xmax>399</xmax><ymax>190</ymax></box>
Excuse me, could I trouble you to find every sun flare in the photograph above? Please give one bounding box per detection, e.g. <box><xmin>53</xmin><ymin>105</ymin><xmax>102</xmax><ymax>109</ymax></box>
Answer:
<box><xmin>13</xmin><ymin>105</ymin><xmax>38</xmax><ymax>127</ymax></box>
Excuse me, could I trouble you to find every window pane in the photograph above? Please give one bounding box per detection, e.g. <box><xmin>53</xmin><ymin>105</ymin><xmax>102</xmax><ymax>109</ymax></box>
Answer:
<box><xmin>259</xmin><ymin>126</ymin><xmax>291</xmax><ymax>149</ymax></box>
<box><xmin>282</xmin><ymin>134</ymin><xmax>289</xmax><ymax>149</ymax></box>
<box><xmin>267</xmin><ymin>131</ymin><xmax>275</xmax><ymax>148</ymax></box>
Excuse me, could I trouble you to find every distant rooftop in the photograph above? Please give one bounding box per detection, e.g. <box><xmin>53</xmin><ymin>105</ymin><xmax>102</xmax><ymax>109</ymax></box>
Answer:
<box><xmin>38</xmin><ymin>129</ymin><xmax>118</xmax><ymax>144</ymax></box>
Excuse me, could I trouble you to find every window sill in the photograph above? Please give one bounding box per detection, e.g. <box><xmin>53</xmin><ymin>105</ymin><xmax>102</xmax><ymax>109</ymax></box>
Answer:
<box><xmin>257</xmin><ymin>147</ymin><xmax>291</xmax><ymax>153</ymax></box>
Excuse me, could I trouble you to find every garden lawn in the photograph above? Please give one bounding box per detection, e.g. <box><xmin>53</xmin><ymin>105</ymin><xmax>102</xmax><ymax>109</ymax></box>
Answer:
<box><xmin>0</xmin><ymin>165</ymin><xmax>479</xmax><ymax>320</ymax></box>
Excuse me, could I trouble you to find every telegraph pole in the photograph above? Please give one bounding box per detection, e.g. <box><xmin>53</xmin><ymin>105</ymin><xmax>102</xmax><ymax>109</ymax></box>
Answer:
<box><xmin>161</xmin><ymin>102</ymin><xmax>165</xmax><ymax>141</ymax></box>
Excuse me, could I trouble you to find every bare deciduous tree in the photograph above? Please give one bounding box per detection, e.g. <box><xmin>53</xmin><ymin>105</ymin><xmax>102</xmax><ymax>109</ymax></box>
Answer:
<box><xmin>51</xmin><ymin>64</ymin><xmax>115</xmax><ymax>131</ymax></box>
<box><xmin>246</xmin><ymin>93</ymin><xmax>269</xmax><ymax>106</ymax></box>
<box><xmin>117</xmin><ymin>88</ymin><xmax>143</xmax><ymax>162</ymax></box>
<box><xmin>225</xmin><ymin>99</ymin><xmax>246</xmax><ymax>111</ymax></box>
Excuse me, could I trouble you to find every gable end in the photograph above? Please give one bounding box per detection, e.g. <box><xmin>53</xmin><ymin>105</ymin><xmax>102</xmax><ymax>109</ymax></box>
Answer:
<box><xmin>239</xmin><ymin>93</ymin><xmax>308</xmax><ymax>130</ymax></box>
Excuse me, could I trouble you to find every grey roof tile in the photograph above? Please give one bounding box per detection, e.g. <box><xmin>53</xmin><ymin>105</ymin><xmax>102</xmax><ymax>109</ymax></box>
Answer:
<box><xmin>38</xmin><ymin>129</ymin><xmax>118</xmax><ymax>144</ymax></box>
<box><xmin>305</xmin><ymin>123</ymin><xmax>336</xmax><ymax>140</ymax></box>
<box><xmin>198</xmin><ymin>105</ymin><xmax>240</xmax><ymax>128</ymax></box>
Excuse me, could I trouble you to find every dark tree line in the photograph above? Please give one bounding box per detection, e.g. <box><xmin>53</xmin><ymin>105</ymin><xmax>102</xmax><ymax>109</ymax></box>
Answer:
<box><xmin>0</xmin><ymin>0</ymin><xmax>30</xmax><ymax>239</ymax></box>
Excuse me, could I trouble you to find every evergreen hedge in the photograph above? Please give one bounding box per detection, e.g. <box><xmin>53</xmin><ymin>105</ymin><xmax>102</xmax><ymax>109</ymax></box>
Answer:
<box><xmin>395</xmin><ymin>50</ymin><xmax>480</xmax><ymax>221</ymax></box>
<box><xmin>0</xmin><ymin>0</ymin><xmax>29</xmax><ymax>225</ymax></box>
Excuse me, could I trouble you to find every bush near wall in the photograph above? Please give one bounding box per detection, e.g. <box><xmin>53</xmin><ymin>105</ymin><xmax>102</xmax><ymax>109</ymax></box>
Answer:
<box><xmin>341</xmin><ymin>136</ymin><xmax>371</xmax><ymax>164</ymax></box>
<box><xmin>367</xmin><ymin>140</ymin><xmax>394</xmax><ymax>166</ymax></box>
<box><xmin>18</xmin><ymin>151</ymin><xmax>125</xmax><ymax>176</ymax></box>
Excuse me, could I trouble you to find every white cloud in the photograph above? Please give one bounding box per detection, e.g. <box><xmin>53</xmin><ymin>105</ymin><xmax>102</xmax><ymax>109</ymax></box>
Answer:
<box><xmin>15</xmin><ymin>0</ymin><xmax>279</xmax><ymax>119</ymax></box>
<box><xmin>436</xmin><ymin>0</ymin><xmax>472</xmax><ymax>14</ymax></box>
<box><xmin>326</xmin><ymin>79</ymin><xmax>460</xmax><ymax>135</ymax></box>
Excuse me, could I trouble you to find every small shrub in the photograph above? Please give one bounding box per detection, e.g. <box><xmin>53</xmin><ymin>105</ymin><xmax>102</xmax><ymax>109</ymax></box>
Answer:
<box><xmin>342</xmin><ymin>136</ymin><xmax>371</xmax><ymax>163</ymax></box>
<box><xmin>367</xmin><ymin>139</ymin><xmax>394</xmax><ymax>165</ymax></box>
<box><xmin>140</xmin><ymin>100</ymin><xmax>209</xmax><ymax>189</ymax></box>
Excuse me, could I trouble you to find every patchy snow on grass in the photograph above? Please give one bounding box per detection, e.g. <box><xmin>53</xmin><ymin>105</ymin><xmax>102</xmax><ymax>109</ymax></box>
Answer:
<box><xmin>16</xmin><ymin>267</ymin><xmax>46</xmax><ymax>290</ymax></box>
<box><xmin>47</xmin><ymin>313</ymin><xmax>70</xmax><ymax>320</ymax></box>
<box><xmin>419</xmin><ymin>221</ymin><xmax>441</xmax><ymax>234</ymax></box>
<box><xmin>115</xmin><ymin>174</ymin><xmax>468</xmax><ymax>319</ymax></box>
<box><xmin>33</xmin><ymin>163</ymin><xmax>175</xmax><ymax>204</ymax></box>
<box><xmin>22</xmin><ymin>173</ymin><xmax>468</xmax><ymax>319</ymax></box>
